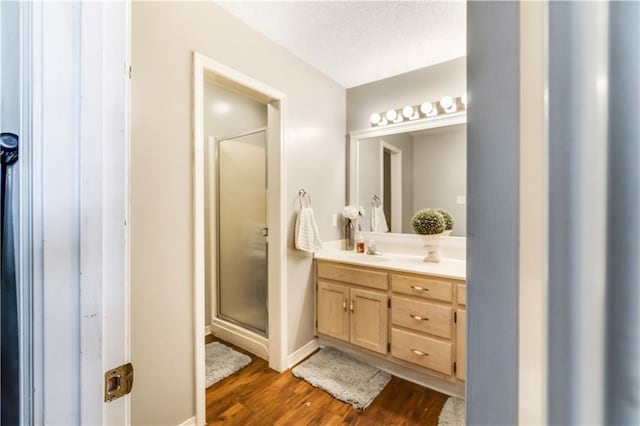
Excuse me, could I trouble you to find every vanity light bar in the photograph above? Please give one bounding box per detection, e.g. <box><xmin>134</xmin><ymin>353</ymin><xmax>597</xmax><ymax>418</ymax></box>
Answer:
<box><xmin>369</xmin><ymin>94</ymin><xmax>468</xmax><ymax>126</ymax></box>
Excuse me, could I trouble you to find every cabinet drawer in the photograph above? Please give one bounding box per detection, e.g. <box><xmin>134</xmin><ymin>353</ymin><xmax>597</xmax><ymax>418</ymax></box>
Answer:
<box><xmin>391</xmin><ymin>328</ymin><xmax>452</xmax><ymax>375</ymax></box>
<box><xmin>391</xmin><ymin>296</ymin><xmax>452</xmax><ymax>339</ymax></box>
<box><xmin>318</xmin><ymin>262</ymin><xmax>388</xmax><ymax>290</ymax></box>
<box><xmin>457</xmin><ymin>284</ymin><xmax>466</xmax><ymax>306</ymax></box>
<box><xmin>391</xmin><ymin>274</ymin><xmax>452</xmax><ymax>302</ymax></box>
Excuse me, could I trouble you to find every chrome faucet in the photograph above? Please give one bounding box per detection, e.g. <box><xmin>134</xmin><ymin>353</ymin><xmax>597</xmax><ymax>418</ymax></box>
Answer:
<box><xmin>366</xmin><ymin>240</ymin><xmax>383</xmax><ymax>256</ymax></box>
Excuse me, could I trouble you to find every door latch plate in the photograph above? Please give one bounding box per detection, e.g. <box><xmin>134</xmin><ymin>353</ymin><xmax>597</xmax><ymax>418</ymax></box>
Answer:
<box><xmin>104</xmin><ymin>363</ymin><xmax>134</xmax><ymax>402</ymax></box>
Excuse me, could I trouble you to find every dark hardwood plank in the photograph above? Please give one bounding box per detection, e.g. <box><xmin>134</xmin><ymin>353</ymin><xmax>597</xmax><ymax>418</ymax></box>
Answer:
<box><xmin>205</xmin><ymin>335</ymin><xmax>449</xmax><ymax>425</ymax></box>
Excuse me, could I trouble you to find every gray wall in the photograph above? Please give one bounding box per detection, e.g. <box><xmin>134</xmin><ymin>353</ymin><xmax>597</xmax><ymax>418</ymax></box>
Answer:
<box><xmin>467</xmin><ymin>2</ymin><xmax>519</xmax><ymax>425</ymax></box>
<box><xmin>413</xmin><ymin>125</ymin><xmax>466</xmax><ymax>236</ymax></box>
<box><xmin>132</xmin><ymin>2</ymin><xmax>345</xmax><ymax>424</ymax></box>
<box><xmin>203</xmin><ymin>83</ymin><xmax>268</xmax><ymax>326</ymax></box>
<box><xmin>347</xmin><ymin>57</ymin><xmax>467</xmax><ymax>132</ymax></box>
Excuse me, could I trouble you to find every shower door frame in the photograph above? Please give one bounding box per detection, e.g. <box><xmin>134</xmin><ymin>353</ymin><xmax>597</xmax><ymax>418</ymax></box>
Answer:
<box><xmin>192</xmin><ymin>52</ymin><xmax>287</xmax><ymax>426</ymax></box>
<box><xmin>215</xmin><ymin>127</ymin><xmax>269</xmax><ymax>337</ymax></box>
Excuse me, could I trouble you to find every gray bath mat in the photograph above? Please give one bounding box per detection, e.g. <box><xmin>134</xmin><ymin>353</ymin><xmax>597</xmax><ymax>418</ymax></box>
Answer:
<box><xmin>291</xmin><ymin>346</ymin><xmax>391</xmax><ymax>410</ymax></box>
<box><xmin>438</xmin><ymin>397</ymin><xmax>466</xmax><ymax>426</ymax></box>
<box><xmin>205</xmin><ymin>342</ymin><xmax>252</xmax><ymax>387</ymax></box>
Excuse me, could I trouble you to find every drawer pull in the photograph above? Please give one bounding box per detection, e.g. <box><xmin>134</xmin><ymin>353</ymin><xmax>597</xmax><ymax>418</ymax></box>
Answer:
<box><xmin>342</xmin><ymin>298</ymin><xmax>347</xmax><ymax>312</ymax></box>
<box><xmin>409</xmin><ymin>314</ymin><xmax>428</xmax><ymax>321</ymax></box>
<box><xmin>411</xmin><ymin>349</ymin><xmax>429</xmax><ymax>357</ymax></box>
<box><xmin>411</xmin><ymin>285</ymin><xmax>429</xmax><ymax>292</ymax></box>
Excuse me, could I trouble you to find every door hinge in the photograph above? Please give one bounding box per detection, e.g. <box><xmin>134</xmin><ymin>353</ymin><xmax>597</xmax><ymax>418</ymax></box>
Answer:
<box><xmin>104</xmin><ymin>363</ymin><xmax>134</xmax><ymax>402</ymax></box>
<box><xmin>387</xmin><ymin>342</ymin><xmax>391</xmax><ymax>353</ymax></box>
<box><xmin>453</xmin><ymin>362</ymin><xmax>457</xmax><ymax>374</ymax></box>
<box><xmin>388</xmin><ymin>298</ymin><xmax>391</xmax><ymax>308</ymax></box>
<box><xmin>454</xmin><ymin>312</ymin><xmax>457</xmax><ymax>323</ymax></box>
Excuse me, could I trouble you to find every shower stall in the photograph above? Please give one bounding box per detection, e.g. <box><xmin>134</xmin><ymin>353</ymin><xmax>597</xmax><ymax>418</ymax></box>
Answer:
<box><xmin>214</xmin><ymin>128</ymin><xmax>269</xmax><ymax>337</ymax></box>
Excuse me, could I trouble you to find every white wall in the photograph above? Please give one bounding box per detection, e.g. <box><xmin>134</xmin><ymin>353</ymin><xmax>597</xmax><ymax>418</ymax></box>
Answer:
<box><xmin>203</xmin><ymin>83</ymin><xmax>268</xmax><ymax>326</ymax></box>
<box><xmin>131</xmin><ymin>3</ymin><xmax>345</xmax><ymax>424</ymax></box>
<box><xmin>412</xmin><ymin>125</ymin><xmax>467</xmax><ymax>236</ymax></box>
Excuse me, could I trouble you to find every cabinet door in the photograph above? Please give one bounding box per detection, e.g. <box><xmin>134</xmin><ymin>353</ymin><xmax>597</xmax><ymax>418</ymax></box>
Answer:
<box><xmin>350</xmin><ymin>287</ymin><xmax>388</xmax><ymax>354</ymax></box>
<box><xmin>317</xmin><ymin>281</ymin><xmax>349</xmax><ymax>342</ymax></box>
<box><xmin>456</xmin><ymin>309</ymin><xmax>466</xmax><ymax>381</ymax></box>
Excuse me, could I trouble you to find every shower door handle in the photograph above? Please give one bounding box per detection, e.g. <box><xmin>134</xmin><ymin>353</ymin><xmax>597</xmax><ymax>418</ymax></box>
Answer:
<box><xmin>1</xmin><ymin>133</ymin><xmax>19</xmax><ymax>425</ymax></box>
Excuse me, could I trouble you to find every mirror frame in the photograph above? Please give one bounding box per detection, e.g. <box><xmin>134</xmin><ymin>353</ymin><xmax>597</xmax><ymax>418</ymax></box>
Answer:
<box><xmin>349</xmin><ymin>110</ymin><xmax>467</xmax><ymax>234</ymax></box>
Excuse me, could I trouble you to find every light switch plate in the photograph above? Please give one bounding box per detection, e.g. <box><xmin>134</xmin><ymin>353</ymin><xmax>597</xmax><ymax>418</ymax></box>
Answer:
<box><xmin>331</xmin><ymin>213</ymin><xmax>338</xmax><ymax>227</ymax></box>
<box><xmin>457</xmin><ymin>195</ymin><xmax>466</xmax><ymax>205</ymax></box>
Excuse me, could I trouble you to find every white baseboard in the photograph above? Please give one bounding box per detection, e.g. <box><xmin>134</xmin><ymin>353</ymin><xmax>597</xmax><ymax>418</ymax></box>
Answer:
<box><xmin>177</xmin><ymin>416</ymin><xmax>196</xmax><ymax>426</ymax></box>
<box><xmin>204</xmin><ymin>324</ymin><xmax>212</xmax><ymax>336</ymax></box>
<box><xmin>287</xmin><ymin>338</ymin><xmax>319</xmax><ymax>368</ymax></box>
<box><xmin>211</xmin><ymin>318</ymin><xmax>269</xmax><ymax>360</ymax></box>
<box><xmin>318</xmin><ymin>337</ymin><xmax>464</xmax><ymax>399</ymax></box>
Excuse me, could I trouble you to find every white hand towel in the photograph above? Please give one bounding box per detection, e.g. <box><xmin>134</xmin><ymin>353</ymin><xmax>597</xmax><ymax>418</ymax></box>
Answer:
<box><xmin>295</xmin><ymin>206</ymin><xmax>322</xmax><ymax>252</ymax></box>
<box><xmin>371</xmin><ymin>206</ymin><xmax>389</xmax><ymax>233</ymax></box>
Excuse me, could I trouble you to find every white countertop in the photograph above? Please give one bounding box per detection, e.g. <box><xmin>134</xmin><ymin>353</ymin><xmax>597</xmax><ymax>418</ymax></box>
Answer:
<box><xmin>314</xmin><ymin>248</ymin><xmax>466</xmax><ymax>281</ymax></box>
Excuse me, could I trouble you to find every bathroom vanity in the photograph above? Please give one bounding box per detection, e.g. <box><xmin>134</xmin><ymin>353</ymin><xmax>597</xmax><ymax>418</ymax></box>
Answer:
<box><xmin>313</xmin><ymin>250</ymin><xmax>466</xmax><ymax>392</ymax></box>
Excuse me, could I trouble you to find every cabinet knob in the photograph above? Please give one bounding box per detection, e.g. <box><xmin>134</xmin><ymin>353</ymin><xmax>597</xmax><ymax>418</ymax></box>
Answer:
<box><xmin>411</xmin><ymin>349</ymin><xmax>428</xmax><ymax>357</ymax></box>
<box><xmin>349</xmin><ymin>300</ymin><xmax>354</xmax><ymax>312</ymax></box>
<box><xmin>342</xmin><ymin>299</ymin><xmax>347</xmax><ymax>312</ymax></box>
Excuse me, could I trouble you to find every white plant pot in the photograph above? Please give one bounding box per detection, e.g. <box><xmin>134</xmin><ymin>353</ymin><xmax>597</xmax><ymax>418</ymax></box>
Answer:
<box><xmin>442</xmin><ymin>230</ymin><xmax>452</xmax><ymax>237</ymax></box>
<box><xmin>420</xmin><ymin>233</ymin><xmax>444</xmax><ymax>263</ymax></box>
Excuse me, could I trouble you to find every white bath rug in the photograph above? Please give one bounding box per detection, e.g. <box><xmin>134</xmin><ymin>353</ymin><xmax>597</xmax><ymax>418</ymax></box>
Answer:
<box><xmin>205</xmin><ymin>341</ymin><xmax>252</xmax><ymax>388</ymax></box>
<box><xmin>291</xmin><ymin>346</ymin><xmax>391</xmax><ymax>410</ymax></box>
<box><xmin>438</xmin><ymin>397</ymin><xmax>466</xmax><ymax>426</ymax></box>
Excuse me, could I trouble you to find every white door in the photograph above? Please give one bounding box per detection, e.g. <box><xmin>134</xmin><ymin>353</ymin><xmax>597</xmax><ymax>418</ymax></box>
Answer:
<box><xmin>18</xmin><ymin>2</ymin><xmax>131</xmax><ymax>424</ymax></box>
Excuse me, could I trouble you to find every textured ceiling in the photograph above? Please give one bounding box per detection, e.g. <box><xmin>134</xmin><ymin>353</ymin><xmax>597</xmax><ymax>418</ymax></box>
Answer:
<box><xmin>216</xmin><ymin>1</ymin><xmax>466</xmax><ymax>88</ymax></box>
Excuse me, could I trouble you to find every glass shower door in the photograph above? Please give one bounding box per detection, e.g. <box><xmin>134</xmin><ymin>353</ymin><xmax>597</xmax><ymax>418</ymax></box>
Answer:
<box><xmin>217</xmin><ymin>129</ymin><xmax>268</xmax><ymax>336</ymax></box>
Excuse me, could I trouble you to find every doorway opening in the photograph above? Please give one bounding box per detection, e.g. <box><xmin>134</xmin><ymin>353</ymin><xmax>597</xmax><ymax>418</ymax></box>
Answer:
<box><xmin>193</xmin><ymin>52</ymin><xmax>287</xmax><ymax>425</ymax></box>
<box><xmin>379</xmin><ymin>141</ymin><xmax>402</xmax><ymax>233</ymax></box>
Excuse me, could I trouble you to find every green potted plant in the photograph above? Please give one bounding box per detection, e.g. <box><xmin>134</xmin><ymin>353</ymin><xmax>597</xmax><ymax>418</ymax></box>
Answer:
<box><xmin>412</xmin><ymin>209</ymin><xmax>445</xmax><ymax>262</ymax></box>
<box><xmin>436</xmin><ymin>209</ymin><xmax>455</xmax><ymax>236</ymax></box>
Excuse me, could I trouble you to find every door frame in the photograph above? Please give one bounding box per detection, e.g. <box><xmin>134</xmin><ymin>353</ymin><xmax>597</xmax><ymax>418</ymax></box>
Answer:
<box><xmin>23</xmin><ymin>1</ymin><xmax>132</xmax><ymax>424</ymax></box>
<box><xmin>378</xmin><ymin>141</ymin><xmax>402</xmax><ymax>233</ymax></box>
<box><xmin>192</xmin><ymin>52</ymin><xmax>288</xmax><ymax>426</ymax></box>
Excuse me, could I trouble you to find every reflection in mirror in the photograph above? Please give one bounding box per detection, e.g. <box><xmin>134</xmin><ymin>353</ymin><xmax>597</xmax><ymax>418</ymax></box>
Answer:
<box><xmin>356</xmin><ymin>124</ymin><xmax>466</xmax><ymax>236</ymax></box>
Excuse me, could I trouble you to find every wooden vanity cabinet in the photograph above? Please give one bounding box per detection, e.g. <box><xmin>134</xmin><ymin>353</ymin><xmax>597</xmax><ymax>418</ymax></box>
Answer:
<box><xmin>316</xmin><ymin>274</ymin><xmax>388</xmax><ymax>355</ymax></box>
<box><xmin>316</xmin><ymin>259</ymin><xmax>467</xmax><ymax>384</ymax></box>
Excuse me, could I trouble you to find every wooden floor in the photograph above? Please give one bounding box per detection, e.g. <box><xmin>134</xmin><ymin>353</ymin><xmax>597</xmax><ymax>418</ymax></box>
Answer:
<box><xmin>205</xmin><ymin>335</ymin><xmax>449</xmax><ymax>425</ymax></box>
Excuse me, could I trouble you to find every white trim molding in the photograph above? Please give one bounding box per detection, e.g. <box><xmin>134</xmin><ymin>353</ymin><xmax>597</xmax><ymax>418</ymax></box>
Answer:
<box><xmin>192</xmin><ymin>51</ymin><xmax>288</xmax><ymax>426</ymax></box>
<box><xmin>287</xmin><ymin>339</ymin><xmax>319</xmax><ymax>368</ymax></box>
<box><xmin>210</xmin><ymin>318</ymin><xmax>268</xmax><ymax>360</ymax></box>
<box><xmin>177</xmin><ymin>416</ymin><xmax>196</xmax><ymax>426</ymax></box>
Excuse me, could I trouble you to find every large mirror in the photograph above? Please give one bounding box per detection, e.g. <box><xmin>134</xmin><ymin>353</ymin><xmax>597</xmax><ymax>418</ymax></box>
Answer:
<box><xmin>350</xmin><ymin>114</ymin><xmax>467</xmax><ymax>236</ymax></box>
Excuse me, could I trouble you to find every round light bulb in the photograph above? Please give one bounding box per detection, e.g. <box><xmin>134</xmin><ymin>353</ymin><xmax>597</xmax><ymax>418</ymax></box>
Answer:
<box><xmin>402</xmin><ymin>106</ymin><xmax>414</xmax><ymax>118</ymax></box>
<box><xmin>385</xmin><ymin>109</ymin><xmax>397</xmax><ymax>121</ymax></box>
<box><xmin>369</xmin><ymin>112</ymin><xmax>381</xmax><ymax>124</ymax></box>
<box><xmin>440</xmin><ymin>96</ymin><xmax>453</xmax><ymax>109</ymax></box>
<box><xmin>461</xmin><ymin>94</ymin><xmax>468</xmax><ymax>108</ymax></box>
<box><xmin>420</xmin><ymin>102</ymin><xmax>433</xmax><ymax>115</ymax></box>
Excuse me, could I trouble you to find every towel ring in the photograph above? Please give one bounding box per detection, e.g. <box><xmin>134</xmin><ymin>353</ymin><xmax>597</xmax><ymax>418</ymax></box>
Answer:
<box><xmin>372</xmin><ymin>194</ymin><xmax>381</xmax><ymax>208</ymax></box>
<box><xmin>298</xmin><ymin>189</ymin><xmax>311</xmax><ymax>208</ymax></box>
